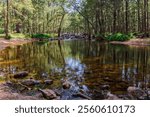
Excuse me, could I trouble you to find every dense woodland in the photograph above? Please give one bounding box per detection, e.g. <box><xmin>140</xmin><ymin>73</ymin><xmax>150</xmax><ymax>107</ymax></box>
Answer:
<box><xmin>0</xmin><ymin>0</ymin><xmax>150</xmax><ymax>39</ymax></box>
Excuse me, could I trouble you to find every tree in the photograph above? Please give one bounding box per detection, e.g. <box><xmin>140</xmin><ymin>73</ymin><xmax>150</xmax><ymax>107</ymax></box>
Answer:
<box><xmin>5</xmin><ymin>0</ymin><xmax>9</xmax><ymax>39</ymax></box>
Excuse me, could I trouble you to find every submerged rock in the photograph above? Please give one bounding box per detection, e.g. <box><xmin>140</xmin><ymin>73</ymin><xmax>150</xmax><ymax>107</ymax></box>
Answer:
<box><xmin>127</xmin><ymin>86</ymin><xmax>147</xmax><ymax>99</ymax></box>
<box><xmin>62</xmin><ymin>81</ymin><xmax>71</xmax><ymax>89</ymax></box>
<box><xmin>103</xmin><ymin>77</ymin><xmax>114</xmax><ymax>82</ymax></box>
<box><xmin>100</xmin><ymin>85</ymin><xmax>110</xmax><ymax>90</ymax></box>
<box><xmin>44</xmin><ymin>80</ymin><xmax>53</xmax><ymax>85</ymax></box>
<box><xmin>106</xmin><ymin>93</ymin><xmax>121</xmax><ymax>100</ymax></box>
<box><xmin>73</xmin><ymin>92</ymin><xmax>92</xmax><ymax>100</ymax></box>
<box><xmin>14</xmin><ymin>71</ymin><xmax>28</xmax><ymax>78</ymax></box>
<box><xmin>21</xmin><ymin>79</ymin><xmax>40</xmax><ymax>86</ymax></box>
<box><xmin>38</xmin><ymin>89</ymin><xmax>57</xmax><ymax>100</ymax></box>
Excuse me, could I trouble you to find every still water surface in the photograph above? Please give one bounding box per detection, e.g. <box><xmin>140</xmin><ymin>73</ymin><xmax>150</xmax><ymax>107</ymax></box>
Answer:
<box><xmin>0</xmin><ymin>40</ymin><xmax>150</xmax><ymax>99</ymax></box>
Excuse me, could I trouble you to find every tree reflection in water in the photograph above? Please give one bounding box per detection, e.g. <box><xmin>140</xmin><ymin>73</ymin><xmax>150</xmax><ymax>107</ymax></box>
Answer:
<box><xmin>0</xmin><ymin>40</ymin><xmax>150</xmax><ymax>99</ymax></box>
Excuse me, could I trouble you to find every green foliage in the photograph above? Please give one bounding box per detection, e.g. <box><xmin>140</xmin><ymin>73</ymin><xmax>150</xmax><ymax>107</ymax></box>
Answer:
<box><xmin>0</xmin><ymin>34</ymin><xmax>5</xmax><ymax>38</ymax></box>
<box><xmin>127</xmin><ymin>33</ymin><xmax>135</xmax><ymax>39</ymax></box>
<box><xmin>10</xmin><ymin>33</ymin><xmax>26</xmax><ymax>39</ymax></box>
<box><xmin>31</xmin><ymin>34</ymin><xmax>51</xmax><ymax>39</ymax></box>
<box><xmin>95</xmin><ymin>33</ymin><xmax>132</xmax><ymax>41</ymax></box>
<box><xmin>5</xmin><ymin>35</ymin><xmax>11</xmax><ymax>40</ymax></box>
<box><xmin>95</xmin><ymin>33</ymin><xmax>106</xmax><ymax>40</ymax></box>
<box><xmin>0</xmin><ymin>28</ymin><xmax>4</xmax><ymax>34</ymax></box>
<box><xmin>106</xmin><ymin>33</ymin><xmax>130</xmax><ymax>41</ymax></box>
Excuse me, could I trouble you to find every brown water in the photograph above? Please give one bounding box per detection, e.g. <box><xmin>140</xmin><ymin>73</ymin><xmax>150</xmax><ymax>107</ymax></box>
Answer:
<box><xmin>0</xmin><ymin>40</ymin><xmax>150</xmax><ymax>99</ymax></box>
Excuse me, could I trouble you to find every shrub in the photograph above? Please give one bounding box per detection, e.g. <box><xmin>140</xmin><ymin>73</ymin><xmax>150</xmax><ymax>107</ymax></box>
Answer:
<box><xmin>127</xmin><ymin>33</ymin><xmax>135</xmax><ymax>39</ymax></box>
<box><xmin>95</xmin><ymin>33</ymin><xmax>106</xmax><ymax>40</ymax></box>
<box><xmin>31</xmin><ymin>34</ymin><xmax>51</xmax><ymax>39</ymax></box>
<box><xmin>5</xmin><ymin>35</ymin><xmax>11</xmax><ymax>40</ymax></box>
<box><xmin>106</xmin><ymin>33</ymin><xmax>130</xmax><ymax>41</ymax></box>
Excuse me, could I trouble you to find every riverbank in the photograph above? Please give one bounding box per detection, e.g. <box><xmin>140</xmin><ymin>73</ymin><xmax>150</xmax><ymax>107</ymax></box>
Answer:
<box><xmin>0</xmin><ymin>82</ymin><xmax>40</xmax><ymax>100</ymax></box>
<box><xmin>0</xmin><ymin>38</ymin><xmax>32</xmax><ymax>51</ymax></box>
<box><xmin>110</xmin><ymin>38</ymin><xmax>150</xmax><ymax>46</ymax></box>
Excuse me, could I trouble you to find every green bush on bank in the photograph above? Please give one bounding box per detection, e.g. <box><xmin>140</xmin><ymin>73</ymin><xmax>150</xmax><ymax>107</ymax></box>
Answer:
<box><xmin>106</xmin><ymin>33</ymin><xmax>131</xmax><ymax>41</ymax></box>
<box><xmin>95</xmin><ymin>33</ymin><xmax>106</xmax><ymax>40</ymax></box>
<box><xmin>31</xmin><ymin>34</ymin><xmax>51</xmax><ymax>39</ymax></box>
<box><xmin>95</xmin><ymin>33</ymin><xmax>132</xmax><ymax>41</ymax></box>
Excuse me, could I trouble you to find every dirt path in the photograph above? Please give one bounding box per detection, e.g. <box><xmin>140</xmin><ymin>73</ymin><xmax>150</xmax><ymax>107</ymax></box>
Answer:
<box><xmin>110</xmin><ymin>38</ymin><xmax>150</xmax><ymax>46</ymax></box>
<box><xmin>0</xmin><ymin>38</ymin><xmax>32</xmax><ymax>51</ymax></box>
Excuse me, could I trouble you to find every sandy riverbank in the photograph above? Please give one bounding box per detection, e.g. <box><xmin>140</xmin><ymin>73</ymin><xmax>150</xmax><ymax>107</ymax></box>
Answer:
<box><xmin>110</xmin><ymin>38</ymin><xmax>150</xmax><ymax>46</ymax></box>
<box><xmin>0</xmin><ymin>38</ymin><xmax>32</xmax><ymax>51</ymax></box>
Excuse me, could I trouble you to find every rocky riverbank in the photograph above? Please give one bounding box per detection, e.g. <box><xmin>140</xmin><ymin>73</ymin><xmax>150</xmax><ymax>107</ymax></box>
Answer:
<box><xmin>0</xmin><ymin>70</ymin><xmax>150</xmax><ymax>100</ymax></box>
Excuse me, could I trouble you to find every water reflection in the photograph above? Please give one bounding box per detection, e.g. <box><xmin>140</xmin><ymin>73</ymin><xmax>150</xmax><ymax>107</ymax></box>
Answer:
<box><xmin>0</xmin><ymin>40</ymin><xmax>150</xmax><ymax>99</ymax></box>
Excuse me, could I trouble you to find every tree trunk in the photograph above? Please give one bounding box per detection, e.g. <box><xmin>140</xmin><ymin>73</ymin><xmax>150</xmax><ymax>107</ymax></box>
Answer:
<box><xmin>125</xmin><ymin>0</ymin><xmax>129</xmax><ymax>34</ymax></box>
<box><xmin>58</xmin><ymin>14</ymin><xmax>65</xmax><ymax>38</ymax></box>
<box><xmin>5</xmin><ymin>0</ymin><xmax>9</xmax><ymax>39</ymax></box>
<box><xmin>137</xmin><ymin>0</ymin><xmax>141</xmax><ymax>32</ymax></box>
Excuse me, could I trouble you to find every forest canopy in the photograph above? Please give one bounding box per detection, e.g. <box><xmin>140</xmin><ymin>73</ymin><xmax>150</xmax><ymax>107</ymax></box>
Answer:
<box><xmin>0</xmin><ymin>0</ymin><xmax>150</xmax><ymax>39</ymax></box>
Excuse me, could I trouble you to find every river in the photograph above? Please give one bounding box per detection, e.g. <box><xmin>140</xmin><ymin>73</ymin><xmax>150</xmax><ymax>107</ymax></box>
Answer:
<box><xmin>0</xmin><ymin>40</ymin><xmax>150</xmax><ymax>99</ymax></box>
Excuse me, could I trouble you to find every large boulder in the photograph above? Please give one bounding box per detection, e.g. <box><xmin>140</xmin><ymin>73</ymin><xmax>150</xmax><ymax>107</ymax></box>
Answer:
<box><xmin>14</xmin><ymin>71</ymin><xmax>28</xmax><ymax>78</ymax></box>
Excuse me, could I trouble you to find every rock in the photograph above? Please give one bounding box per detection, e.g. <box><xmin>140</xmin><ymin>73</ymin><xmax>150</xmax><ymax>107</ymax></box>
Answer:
<box><xmin>73</xmin><ymin>92</ymin><xmax>92</xmax><ymax>100</ymax></box>
<box><xmin>14</xmin><ymin>71</ymin><xmax>28</xmax><ymax>78</ymax></box>
<box><xmin>39</xmin><ymin>89</ymin><xmax>57</xmax><ymax>100</ymax></box>
<box><xmin>84</xmin><ymin>71</ymin><xmax>92</xmax><ymax>74</ymax></box>
<box><xmin>6</xmin><ymin>81</ymin><xmax>13</xmax><ymax>85</ymax></box>
<box><xmin>44</xmin><ymin>80</ymin><xmax>53</xmax><ymax>85</ymax></box>
<box><xmin>103</xmin><ymin>77</ymin><xmax>114</xmax><ymax>82</ymax></box>
<box><xmin>127</xmin><ymin>86</ymin><xmax>147</xmax><ymax>99</ymax></box>
<box><xmin>54</xmin><ymin>96</ymin><xmax>61</xmax><ymax>100</ymax></box>
<box><xmin>21</xmin><ymin>79</ymin><xmax>40</xmax><ymax>86</ymax></box>
<box><xmin>62</xmin><ymin>81</ymin><xmax>71</xmax><ymax>89</ymax></box>
<box><xmin>53</xmin><ymin>89</ymin><xmax>61</xmax><ymax>96</ymax></box>
<box><xmin>148</xmin><ymin>91</ymin><xmax>150</xmax><ymax>95</ymax></box>
<box><xmin>100</xmin><ymin>85</ymin><xmax>110</xmax><ymax>90</ymax></box>
<box><xmin>106</xmin><ymin>93</ymin><xmax>121</xmax><ymax>100</ymax></box>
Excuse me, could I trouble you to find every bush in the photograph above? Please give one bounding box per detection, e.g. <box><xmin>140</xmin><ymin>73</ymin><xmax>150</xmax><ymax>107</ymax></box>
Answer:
<box><xmin>31</xmin><ymin>34</ymin><xmax>51</xmax><ymax>39</ymax></box>
<box><xmin>106</xmin><ymin>33</ymin><xmax>130</xmax><ymax>41</ymax></box>
<box><xmin>95</xmin><ymin>33</ymin><xmax>106</xmax><ymax>40</ymax></box>
<box><xmin>5</xmin><ymin>35</ymin><xmax>11</xmax><ymax>40</ymax></box>
<box><xmin>127</xmin><ymin>33</ymin><xmax>135</xmax><ymax>38</ymax></box>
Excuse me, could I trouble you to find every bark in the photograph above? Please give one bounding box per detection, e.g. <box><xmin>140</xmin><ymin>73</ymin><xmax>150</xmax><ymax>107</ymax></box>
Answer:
<box><xmin>5</xmin><ymin>0</ymin><xmax>9</xmax><ymax>39</ymax></box>
<box><xmin>125</xmin><ymin>0</ymin><xmax>129</xmax><ymax>33</ymax></box>
<box><xmin>58</xmin><ymin>14</ymin><xmax>65</xmax><ymax>37</ymax></box>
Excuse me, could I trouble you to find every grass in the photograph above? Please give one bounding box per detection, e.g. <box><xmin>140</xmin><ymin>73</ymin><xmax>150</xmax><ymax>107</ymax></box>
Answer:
<box><xmin>10</xmin><ymin>33</ymin><xmax>28</xmax><ymax>39</ymax></box>
<box><xmin>0</xmin><ymin>34</ymin><xmax>5</xmax><ymax>38</ymax></box>
<box><xmin>0</xmin><ymin>33</ymin><xmax>28</xmax><ymax>39</ymax></box>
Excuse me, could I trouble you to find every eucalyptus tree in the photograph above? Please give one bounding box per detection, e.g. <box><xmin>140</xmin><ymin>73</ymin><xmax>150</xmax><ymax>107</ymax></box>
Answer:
<box><xmin>73</xmin><ymin>0</ymin><xmax>150</xmax><ymax>37</ymax></box>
